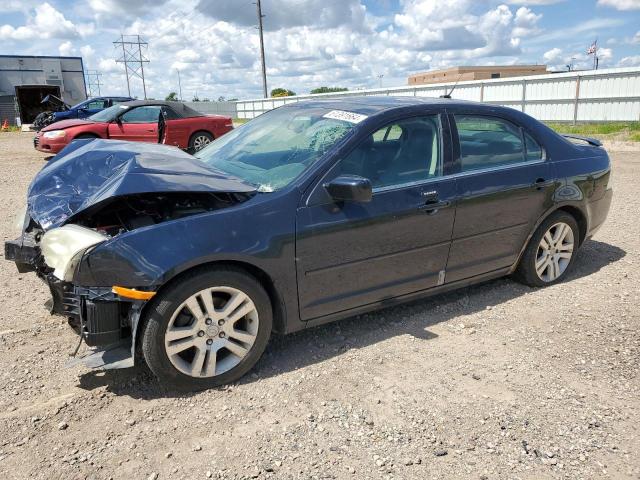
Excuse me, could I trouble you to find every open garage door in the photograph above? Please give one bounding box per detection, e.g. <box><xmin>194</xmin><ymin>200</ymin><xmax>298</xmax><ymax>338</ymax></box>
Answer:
<box><xmin>15</xmin><ymin>85</ymin><xmax>61</xmax><ymax>125</ymax></box>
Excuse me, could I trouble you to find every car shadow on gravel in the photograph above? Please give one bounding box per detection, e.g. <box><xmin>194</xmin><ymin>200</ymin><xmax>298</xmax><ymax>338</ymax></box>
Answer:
<box><xmin>77</xmin><ymin>239</ymin><xmax>625</xmax><ymax>399</ymax></box>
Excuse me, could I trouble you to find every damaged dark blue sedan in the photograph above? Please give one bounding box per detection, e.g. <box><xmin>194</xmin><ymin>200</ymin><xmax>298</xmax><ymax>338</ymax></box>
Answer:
<box><xmin>5</xmin><ymin>97</ymin><xmax>613</xmax><ymax>390</ymax></box>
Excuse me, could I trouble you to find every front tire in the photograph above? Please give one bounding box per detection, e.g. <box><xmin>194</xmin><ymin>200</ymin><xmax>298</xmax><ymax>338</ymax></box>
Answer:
<box><xmin>514</xmin><ymin>211</ymin><xmax>580</xmax><ymax>287</ymax></box>
<box><xmin>141</xmin><ymin>268</ymin><xmax>272</xmax><ymax>391</ymax></box>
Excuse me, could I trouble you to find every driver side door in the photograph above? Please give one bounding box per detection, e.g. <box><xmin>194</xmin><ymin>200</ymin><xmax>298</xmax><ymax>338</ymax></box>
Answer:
<box><xmin>295</xmin><ymin>114</ymin><xmax>457</xmax><ymax>320</ymax></box>
<box><xmin>79</xmin><ymin>99</ymin><xmax>108</xmax><ymax>118</ymax></box>
<box><xmin>108</xmin><ymin>105</ymin><xmax>162</xmax><ymax>142</ymax></box>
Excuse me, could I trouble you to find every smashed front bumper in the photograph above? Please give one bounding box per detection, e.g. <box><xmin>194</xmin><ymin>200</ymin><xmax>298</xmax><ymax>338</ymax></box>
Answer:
<box><xmin>5</xmin><ymin>236</ymin><xmax>143</xmax><ymax>370</ymax></box>
<box><xmin>5</xmin><ymin>232</ymin><xmax>39</xmax><ymax>273</ymax></box>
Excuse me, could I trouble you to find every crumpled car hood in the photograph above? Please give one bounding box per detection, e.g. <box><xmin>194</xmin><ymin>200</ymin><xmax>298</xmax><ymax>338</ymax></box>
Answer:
<box><xmin>27</xmin><ymin>139</ymin><xmax>256</xmax><ymax>229</ymax></box>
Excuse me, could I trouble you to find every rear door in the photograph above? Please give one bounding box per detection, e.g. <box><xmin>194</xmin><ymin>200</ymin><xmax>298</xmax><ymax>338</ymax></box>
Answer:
<box><xmin>445</xmin><ymin>112</ymin><xmax>554</xmax><ymax>283</ymax></box>
<box><xmin>295</xmin><ymin>114</ymin><xmax>457</xmax><ymax>320</ymax></box>
<box><xmin>107</xmin><ymin>105</ymin><xmax>162</xmax><ymax>142</ymax></box>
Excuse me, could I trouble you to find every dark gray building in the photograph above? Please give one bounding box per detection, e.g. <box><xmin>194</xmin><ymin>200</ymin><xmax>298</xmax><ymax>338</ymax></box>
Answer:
<box><xmin>0</xmin><ymin>55</ymin><xmax>87</xmax><ymax>126</ymax></box>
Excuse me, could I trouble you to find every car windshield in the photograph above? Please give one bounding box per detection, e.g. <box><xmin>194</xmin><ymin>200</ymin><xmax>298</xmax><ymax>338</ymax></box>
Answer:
<box><xmin>89</xmin><ymin>104</ymin><xmax>127</xmax><ymax>122</ymax></box>
<box><xmin>194</xmin><ymin>106</ymin><xmax>359</xmax><ymax>192</ymax></box>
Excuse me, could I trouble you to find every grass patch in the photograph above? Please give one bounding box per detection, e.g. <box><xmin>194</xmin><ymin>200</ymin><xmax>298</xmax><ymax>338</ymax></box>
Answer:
<box><xmin>545</xmin><ymin>122</ymin><xmax>640</xmax><ymax>140</ymax></box>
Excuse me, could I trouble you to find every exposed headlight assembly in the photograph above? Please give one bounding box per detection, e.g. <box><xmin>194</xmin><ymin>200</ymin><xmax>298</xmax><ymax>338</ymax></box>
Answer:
<box><xmin>40</xmin><ymin>225</ymin><xmax>108</xmax><ymax>281</ymax></box>
<box><xmin>42</xmin><ymin>130</ymin><xmax>66</xmax><ymax>139</ymax></box>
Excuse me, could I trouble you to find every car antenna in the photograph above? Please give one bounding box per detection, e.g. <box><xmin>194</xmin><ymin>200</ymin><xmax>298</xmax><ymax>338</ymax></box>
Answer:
<box><xmin>440</xmin><ymin>74</ymin><xmax>462</xmax><ymax>99</ymax></box>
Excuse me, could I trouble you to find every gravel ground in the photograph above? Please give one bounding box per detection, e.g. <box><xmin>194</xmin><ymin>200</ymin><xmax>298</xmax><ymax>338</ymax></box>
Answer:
<box><xmin>0</xmin><ymin>132</ymin><xmax>638</xmax><ymax>480</ymax></box>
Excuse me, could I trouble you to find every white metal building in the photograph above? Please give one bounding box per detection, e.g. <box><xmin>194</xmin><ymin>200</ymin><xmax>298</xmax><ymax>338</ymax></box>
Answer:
<box><xmin>235</xmin><ymin>67</ymin><xmax>640</xmax><ymax>123</ymax></box>
<box><xmin>0</xmin><ymin>55</ymin><xmax>87</xmax><ymax>126</ymax></box>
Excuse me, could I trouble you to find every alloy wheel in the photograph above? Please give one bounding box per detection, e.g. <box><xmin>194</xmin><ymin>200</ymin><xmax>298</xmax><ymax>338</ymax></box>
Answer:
<box><xmin>535</xmin><ymin>222</ymin><xmax>574</xmax><ymax>282</ymax></box>
<box><xmin>164</xmin><ymin>286</ymin><xmax>259</xmax><ymax>378</ymax></box>
<box><xmin>193</xmin><ymin>135</ymin><xmax>211</xmax><ymax>151</ymax></box>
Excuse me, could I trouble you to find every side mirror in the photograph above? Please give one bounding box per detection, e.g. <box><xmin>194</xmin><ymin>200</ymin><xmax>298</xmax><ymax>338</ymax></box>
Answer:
<box><xmin>324</xmin><ymin>175</ymin><xmax>372</xmax><ymax>203</ymax></box>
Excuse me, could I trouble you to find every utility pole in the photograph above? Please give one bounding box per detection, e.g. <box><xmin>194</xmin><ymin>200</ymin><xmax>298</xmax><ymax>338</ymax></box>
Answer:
<box><xmin>256</xmin><ymin>0</ymin><xmax>268</xmax><ymax>98</ymax></box>
<box><xmin>177</xmin><ymin>69</ymin><xmax>183</xmax><ymax>101</ymax></box>
<box><xmin>114</xmin><ymin>34</ymin><xmax>150</xmax><ymax>98</ymax></box>
<box><xmin>85</xmin><ymin>69</ymin><xmax>103</xmax><ymax>97</ymax></box>
<box><xmin>378</xmin><ymin>74</ymin><xmax>384</xmax><ymax>88</ymax></box>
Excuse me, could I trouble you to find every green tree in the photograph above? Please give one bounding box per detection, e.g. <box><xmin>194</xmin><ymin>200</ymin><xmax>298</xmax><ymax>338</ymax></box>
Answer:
<box><xmin>310</xmin><ymin>86</ymin><xmax>348</xmax><ymax>94</ymax></box>
<box><xmin>271</xmin><ymin>88</ymin><xmax>296</xmax><ymax>98</ymax></box>
<box><xmin>165</xmin><ymin>92</ymin><xmax>178</xmax><ymax>101</ymax></box>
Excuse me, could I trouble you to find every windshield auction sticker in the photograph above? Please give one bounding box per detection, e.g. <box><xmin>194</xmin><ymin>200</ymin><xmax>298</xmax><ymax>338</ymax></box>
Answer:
<box><xmin>323</xmin><ymin>110</ymin><xmax>368</xmax><ymax>124</ymax></box>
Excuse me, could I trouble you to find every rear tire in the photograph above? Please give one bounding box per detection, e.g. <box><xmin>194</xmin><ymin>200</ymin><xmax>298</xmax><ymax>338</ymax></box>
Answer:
<box><xmin>141</xmin><ymin>267</ymin><xmax>272</xmax><ymax>391</ymax></box>
<box><xmin>189</xmin><ymin>131</ymin><xmax>213</xmax><ymax>152</ymax></box>
<box><xmin>514</xmin><ymin>211</ymin><xmax>580</xmax><ymax>287</ymax></box>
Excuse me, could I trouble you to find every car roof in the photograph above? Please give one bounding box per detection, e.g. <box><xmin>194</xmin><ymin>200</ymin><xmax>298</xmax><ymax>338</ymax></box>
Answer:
<box><xmin>284</xmin><ymin>95</ymin><xmax>481</xmax><ymax>115</ymax></box>
<box><xmin>118</xmin><ymin>100</ymin><xmax>204</xmax><ymax>118</ymax></box>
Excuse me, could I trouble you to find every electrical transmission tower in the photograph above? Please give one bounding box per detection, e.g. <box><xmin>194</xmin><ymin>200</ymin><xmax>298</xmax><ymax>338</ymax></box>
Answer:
<box><xmin>113</xmin><ymin>34</ymin><xmax>149</xmax><ymax>99</ymax></box>
<box><xmin>85</xmin><ymin>70</ymin><xmax>102</xmax><ymax>97</ymax></box>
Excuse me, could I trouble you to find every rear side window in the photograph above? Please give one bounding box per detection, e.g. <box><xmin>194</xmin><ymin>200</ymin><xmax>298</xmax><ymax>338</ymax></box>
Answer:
<box><xmin>162</xmin><ymin>107</ymin><xmax>181</xmax><ymax>120</ymax></box>
<box><xmin>524</xmin><ymin>131</ymin><xmax>543</xmax><ymax>160</ymax></box>
<box><xmin>455</xmin><ymin>115</ymin><xmax>525</xmax><ymax>172</ymax></box>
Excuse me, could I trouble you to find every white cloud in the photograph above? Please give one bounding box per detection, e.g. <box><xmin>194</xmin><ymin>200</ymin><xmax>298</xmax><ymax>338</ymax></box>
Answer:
<box><xmin>618</xmin><ymin>55</ymin><xmax>640</xmax><ymax>66</ymax></box>
<box><xmin>632</xmin><ymin>31</ymin><xmax>640</xmax><ymax>43</ymax></box>
<box><xmin>1</xmin><ymin>0</ymin><xmax>636</xmax><ymax>101</ymax></box>
<box><xmin>0</xmin><ymin>3</ymin><xmax>92</xmax><ymax>41</ymax></box>
<box><xmin>528</xmin><ymin>17</ymin><xmax>625</xmax><ymax>44</ymax></box>
<box><xmin>506</xmin><ymin>0</ymin><xmax>565</xmax><ymax>4</ymax></box>
<box><xmin>89</xmin><ymin>0</ymin><xmax>171</xmax><ymax>16</ymax></box>
<box><xmin>513</xmin><ymin>6</ymin><xmax>542</xmax><ymax>37</ymax></box>
<box><xmin>196</xmin><ymin>0</ymin><xmax>368</xmax><ymax>32</ymax></box>
<box><xmin>597</xmin><ymin>0</ymin><xmax>640</xmax><ymax>10</ymax></box>
<box><xmin>543</xmin><ymin>47</ymin><xmax>563</xmax><ymax>63</ymax></box>
<box><xmin>58</xmin><ymin>41</ymin><xmax>75</xmax><ymax>56</ymax></box>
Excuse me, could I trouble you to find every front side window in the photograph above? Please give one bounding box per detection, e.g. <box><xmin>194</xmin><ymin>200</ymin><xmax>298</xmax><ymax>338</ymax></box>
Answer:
<box><xmin>455</xmin><ymin>115</ymin><xmax>525</xmax><ymax>172</ymax></box>
<box><xmin>89</xmin><ymin>104</ymin><xmax>125</xmax><ymax>122</ymax></box>
<box><xmin>120</xmin><ymin>106</ymin><xmax>162</xmax><ymax>123</ymax></box>
<box><xmin>85</xmin><ymin>100</ymin><xmax>107</xmax><ymax>109</ymax></box>
<box><xmin>339</xmin><ymin>115</ymin><xmax>441</xmax><ymax>189</ymax></box>
<box><xmin>195</xmin><ymin>106</ymin><xmax>357</xmax><ymax>192</ymax></box>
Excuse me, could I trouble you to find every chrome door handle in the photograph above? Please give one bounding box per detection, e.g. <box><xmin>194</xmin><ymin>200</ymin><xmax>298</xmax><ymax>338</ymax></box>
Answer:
<box><xmin>532</xmin><ymin>178</ymin><xmax>553</xmax><ymax>189</ymax></box>
<box><xmin>419</xmin><ymin>200</ymin><xmax>451</xmax><ymax>215</ymax></box>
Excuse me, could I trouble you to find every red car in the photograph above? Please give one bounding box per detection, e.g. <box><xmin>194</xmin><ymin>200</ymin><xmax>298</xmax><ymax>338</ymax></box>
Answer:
<box><xmin>34</xmin><ymin>100</ymin><xmax>233</xmax><ymax>154</ymax></box>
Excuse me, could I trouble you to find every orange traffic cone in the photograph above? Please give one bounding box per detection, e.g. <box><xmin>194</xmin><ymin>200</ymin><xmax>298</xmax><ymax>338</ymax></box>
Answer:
<box><xmin>0</xmin><ymin>119</ymin><xmax>8</xmax><ymax>131</ymax></box>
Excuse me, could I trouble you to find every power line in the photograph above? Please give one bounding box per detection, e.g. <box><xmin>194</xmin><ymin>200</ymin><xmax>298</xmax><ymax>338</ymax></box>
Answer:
<box><xmin>255</xmin><ymin>0</ymin><xmax>268</xmax><ymax>98</ymax></box>
<box><xmin>113</xmin><ymin>34</ymin><xmax>150</xmax><ymax>99</ymax></box>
